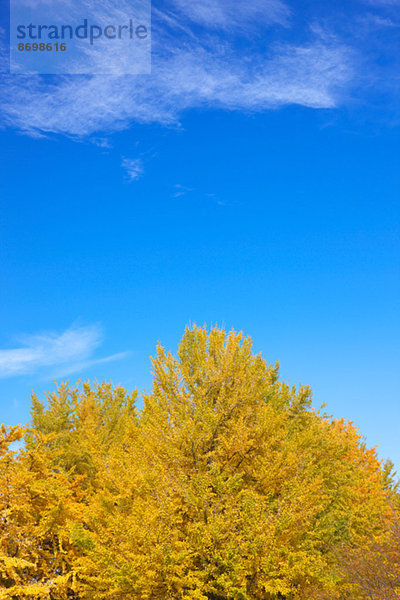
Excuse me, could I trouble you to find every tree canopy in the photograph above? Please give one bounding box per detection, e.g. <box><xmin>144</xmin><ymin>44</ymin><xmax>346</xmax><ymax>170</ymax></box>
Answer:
<box><xmin>0</xmin><ymin>326</ymin><xmax>397</xmax><ymax>599</ymax></box>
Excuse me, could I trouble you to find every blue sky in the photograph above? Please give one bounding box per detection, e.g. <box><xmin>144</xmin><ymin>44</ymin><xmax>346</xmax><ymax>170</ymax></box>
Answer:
<box><xmin>0</xmin><ymin>0</ymin><xmax>399</xmax><ymax>467</ymax></box>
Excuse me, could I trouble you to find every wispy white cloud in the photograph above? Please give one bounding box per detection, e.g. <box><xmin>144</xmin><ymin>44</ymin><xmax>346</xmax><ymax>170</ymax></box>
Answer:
<box><xmin>92</xmin><ymin>137</ymin><xmax>113</xmax><ymax>149</ymax></box>
<box><xmin>0</xmin><ymin>0</ymin><xmax>359</xmax><ymax>137</ymax></box>
<box><xmin>46</xmin><ymin>351</ymin><xmax>129</xmax><ymax>379</ymax></box>
<box><xmin>0</xmin><ymin>26</ymin><xmax>8</xmax><ymax>74</ymax></box>
<box><xmin>172</xmin><ymin>183</ymin><xmax>194</xmax><ymax>198</ymax></box>
<box><xmin>0</xmin><ymin>37</ymin><xmax>353</xmax><ymax>137</ymax></box>
<box><xmin>121</xmin><ymin>157</ymin><xmax>144</xmax><ymax>181</ymax></box>
<box><xmin>364</xmin><ymin>0</ymin><xmax>400</xmax><ymax>5</ymax></box>
<box><xmin>0</xmin><ymin>323</ymin><xmax>127</xmax><ymax>379</ymax></box>
<box><xmin>358</xmin><ymin>13</ymin><xmax>398</xmax><ymax>28</ymax></box>
<box><xmin>167</xmin><ymin>0</ymin><xmax>291</xmax><ymax>30</ymax></box>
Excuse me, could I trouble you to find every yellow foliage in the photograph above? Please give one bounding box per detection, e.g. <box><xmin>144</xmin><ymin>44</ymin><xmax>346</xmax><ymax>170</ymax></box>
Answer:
<box><xmin>0</xmin><ymin>326</ymin><xmax>395</xmax><ymax>600</ymax></box>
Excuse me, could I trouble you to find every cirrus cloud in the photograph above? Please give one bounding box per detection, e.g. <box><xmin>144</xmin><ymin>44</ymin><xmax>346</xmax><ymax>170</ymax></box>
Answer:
<box><xmin>167</xmin><ymin>0</ymin><xmax>291</xmax><ymax>30</ymax></box>
<box><xmin>0</xmin><ymin>323</ymin><xmax>127</xmax><ymax>379</ymax></box>
<box><xmin>0</xmin><ymin>0</ymin><xmax>358</xmax><ymax>138</ymax></box>
<box><xmin>121</xmin><ymin>157</ymin><xmax>144</xmax><ymax>181</ymax></box>
<box><xmin>0</xmin><ymin>36</ymin><xmax>354</xmax><ymax>137</ymax></box>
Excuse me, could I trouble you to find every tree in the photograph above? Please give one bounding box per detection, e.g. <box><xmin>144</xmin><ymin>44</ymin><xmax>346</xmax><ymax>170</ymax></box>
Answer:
<box><xmin>0</xmin><ymin>326</ymin><xmax>395</xmax><ymax>599</ymax></box>
<box><xmin>330</xmin><ymin>480</ymin><xmax>400</xmax><ymax>600</ymax></box>
<box><xmin>0</xmin><ymin>383</ymin><xmax>137</xmax><ymax>599</ymax></box>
